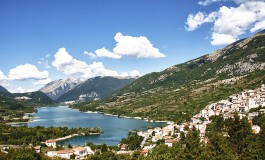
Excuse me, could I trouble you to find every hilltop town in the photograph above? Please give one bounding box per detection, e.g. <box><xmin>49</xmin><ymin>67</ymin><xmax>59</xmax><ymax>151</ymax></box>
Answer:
<box><xmin>134</xmin><ymin>84</ymin><xmax>265</xmax><ymax>155</ymax></box>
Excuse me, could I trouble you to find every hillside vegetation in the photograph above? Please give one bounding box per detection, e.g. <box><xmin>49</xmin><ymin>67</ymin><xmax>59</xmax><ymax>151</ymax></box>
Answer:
<box><xmin>0</xmin><ymin>87</ymin><xmax>55</xmax><ymax>120</ymax></box>
<box><xmin>72</xmin><ymin>30</ymin><xmax>265</xmax><ymax>123</ymax></box>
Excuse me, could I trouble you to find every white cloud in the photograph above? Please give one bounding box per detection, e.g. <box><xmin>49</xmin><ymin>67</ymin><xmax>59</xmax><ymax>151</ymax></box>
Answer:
<box><xmin>38</xmin><ymin>58</ymin><xmax>51</xmax><ymax>69</ymax></box>
<box><xmin>187</xmin><ymin>1</ymin><xmax>265</xmax><ymax>45</ymax></box>
<box><xmin>8</xmin><ymin>87</ymin><xmax>36</xmax><ymax>93</ymax></box>
<box><xmin>234</xmin><ymin>0</ymin><xmax>265</xmax><ymax>4</ymax></box>
<box><xmin>85</xmin><ymin>48</ymin><xmax>122</xmax><ymax>59</ymax></box>
<box><xmin>85</xmin><ymin>32</ymin><xmax>166</xmax><ymax>59</ymax></box>
<box><xmin>52</xmin><ymin>48</ymin><xmax>141</xmax><ymax>78</ymax></box>
<box><xmin>8</xmin><ymin>87</ymin><xmax>33</xmax><ymax>93</ymax></box>
<box><xmin>113</xmin><ymin>32</ymin><xmax>165</xmax><ymax>58</ymax></box>
<box><xmin>185</xmin><ymin>12</ymin><xmax>217</xmax><ymax>31</ymax></box>
<box><xmin>84</xmin><ymin>51</ymin><xmax>97</xmax><ymax>59</ymax></box>
<box><xmin>8</xmin><ymin>64</ymin><xmax>49</xmax><ymax>80</ymax></box>
<box><xmin>0</xmin><ymin>70</ymin><xmax>7</xmax><ymax>81</ymax></box>
<box><xmin>38</xmin><ymin>54</ymin><xmax>51</xmax><ymax>69</ymax></box>
<box><xmin>33</xmin><ymin>78</ymin><xmax>52</xmax><ymax>86</ymax></box>
<box><xmin>9</xmin><ymin>87</ymin><xmax>26</xmax><ymax>93</ymax></box>
<box><xmin>199</xmin><ymin>0</ymin><xmax>227</xmax><ymax>6</ymax></box>
<box><xmin>211</xmin><ymin>33</ymin><xmax>237</xmax><ymax>45</ymax></box>
<box><xmin>129</xmin><ymin>70</ymin><xmax>142</xmax><ymax>77</ymax></box>
<box><xmin>198</xmin><ymin>0</ymin><xmax>265</xmax><ymax>6</ymax></box>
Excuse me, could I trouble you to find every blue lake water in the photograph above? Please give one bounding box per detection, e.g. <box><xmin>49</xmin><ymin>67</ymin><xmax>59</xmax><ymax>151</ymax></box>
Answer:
<box><xmin>28</xmin><ymin>106</ymin><xmax>164</xmax><ymax>146</ymax></box>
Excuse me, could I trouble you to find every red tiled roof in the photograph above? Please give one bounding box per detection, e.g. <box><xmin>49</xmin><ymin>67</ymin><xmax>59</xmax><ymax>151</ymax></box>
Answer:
<box><xmin>58</xmin><ymin>149</ymin><xmax>74</xmax><ymax>154</ymax></box>
<box><xmin>34</xmin><ymin>146</ymin><xmax>41</xmax><ymax>150</ymax></box>
<box><xmin>140</xmin><ymin>149</ymin><xmax>149</xmax><ymax>154</ymax></box>
<box><xmin>165</xmin><ymin>139</ymin><xmax>177</xmax><ymax>143</ymax></box>
<box><xmin>74</xmin><ymin>147</ymin><xmax>86</xmax><ymax>152</ymax></box>
<box><xmin>46</xmin><ymin>139</ymin><xmax>56</xmax><ymax>143</ymax></box>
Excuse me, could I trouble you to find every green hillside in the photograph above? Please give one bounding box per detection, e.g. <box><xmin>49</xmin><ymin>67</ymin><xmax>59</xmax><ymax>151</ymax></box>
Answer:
<box><xmin>12</xmin><ymin>91</ymin><xmax>55</xmax><ymax>105</ymax></box>
<box><xmin>0</xmin><ymin>85</ymin><xmax>55</xmax><ymax>120</ymax></box>
<box><xmin>72</xmin><ymin>30</ymin><xmax>265</xmax><ymax>123</ymax></box>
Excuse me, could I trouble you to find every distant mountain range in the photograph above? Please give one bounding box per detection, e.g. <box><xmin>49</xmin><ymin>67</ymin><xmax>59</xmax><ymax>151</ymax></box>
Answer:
<box><xmin>72</xmin><ymin>30</ymin><xmax>265</xmax><ymax>122</ymax></box>
<box><xmin>40</xmin><ymin>78</ymin><xmax>84</xmax><ymax>100</ymax></box>
<box><xmin>40</xmin><ymin>76</ymin><xmax>136</xmax><ymax>103</ymax></box>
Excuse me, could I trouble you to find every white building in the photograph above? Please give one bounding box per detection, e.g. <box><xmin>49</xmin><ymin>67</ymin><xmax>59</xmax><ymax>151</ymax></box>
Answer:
<box><xmin>45</xmin><ymin>140</ymin><xmax>56</xmax><ymax>148</ymax></box>
<box><xmin>57</xmin><ymin>149</ymin><xmax>74</xmax><ymax>159</ymax></box>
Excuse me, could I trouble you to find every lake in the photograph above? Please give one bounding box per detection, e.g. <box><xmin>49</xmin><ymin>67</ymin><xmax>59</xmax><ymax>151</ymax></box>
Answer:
<box><xmin>28</xmin><ymin>106</ymin><xmax>164</xmax><ymax>146</ymax></box>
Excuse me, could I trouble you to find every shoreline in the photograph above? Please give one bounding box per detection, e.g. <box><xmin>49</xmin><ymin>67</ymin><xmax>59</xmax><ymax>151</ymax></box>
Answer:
<box><xmin>84</xmin><ymin>109</ymin><xmax>171</xmax><ymax>124</ymax></box>
<box><xmin>54</xmin><ymin>134</ymin><xmax>79</xmax><ymax>142</ymax></box>
<box><xmin>54</xmin><ymin>132</ymin><xmax>102</xmax><ymax>142</ymax></box>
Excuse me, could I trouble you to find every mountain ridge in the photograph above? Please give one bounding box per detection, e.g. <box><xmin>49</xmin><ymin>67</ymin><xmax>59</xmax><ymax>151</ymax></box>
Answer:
<box><xmin>56</xmin><ymin>76</ymin><xmax>136</xmax><ymax>103</ymax></box>
<box><xmin>39</xmin><ymin>78</ymin><xmax>84</xmax><ymax>100</ymax></box>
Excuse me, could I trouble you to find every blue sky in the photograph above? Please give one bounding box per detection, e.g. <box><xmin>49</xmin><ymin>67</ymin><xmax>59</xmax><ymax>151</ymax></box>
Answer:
<box><xmin>0</xmin><ymin>0</ymin><xmax>265</xmax><ymax>93</ymax></box>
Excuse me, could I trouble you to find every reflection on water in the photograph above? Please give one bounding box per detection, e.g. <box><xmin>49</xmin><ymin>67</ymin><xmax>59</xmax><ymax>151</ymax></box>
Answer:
<box><xmin>28</xmin><ymin>106</ymin><xmax>164</xmax><ymax>146</ymax></box>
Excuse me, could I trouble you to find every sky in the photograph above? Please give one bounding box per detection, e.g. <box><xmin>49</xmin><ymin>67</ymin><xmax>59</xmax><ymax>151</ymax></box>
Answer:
<box><xmin>0</xmin><ymin>0</ymin><xmax>265</xmax><ymax>93</ymax></box>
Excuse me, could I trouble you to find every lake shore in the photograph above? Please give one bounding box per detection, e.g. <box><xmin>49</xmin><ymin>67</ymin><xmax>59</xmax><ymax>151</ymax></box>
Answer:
<box><xmin>85</xmin><ymin>110</ymin><xmax>172</xmax><ymax>124</ymax></box>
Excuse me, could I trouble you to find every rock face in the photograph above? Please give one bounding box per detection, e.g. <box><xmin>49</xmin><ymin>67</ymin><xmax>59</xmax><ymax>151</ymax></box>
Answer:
<box><xmin>40</xmin><ymin>78</ymin><xmax>84</xmax><ymax>100</ymax></box>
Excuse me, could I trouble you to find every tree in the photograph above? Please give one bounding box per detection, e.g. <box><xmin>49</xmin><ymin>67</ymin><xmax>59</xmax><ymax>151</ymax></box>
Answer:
<box><xmin>6</xmin><ymin>148</ymin><xmax>41</xmax><ymax>160</ymax></box>
<box><xmin>225</xmin><ymin>116</ymin><xmax>253</xmax><ymax>158</ymax></box>
<box><xmin>100</xmin><ymin>144</ymin><xmax>108</xmax><ymax>153</ymax></box>
<box><xmin>202</xmin><ymin>132</ymin><xmax>236</xmax><ymax>160</ymax></box>
<box><xmin>181</xmin><ymin>127</ymin><xmax>202</xmax><ymax>159</ymax></box>
<box><xmin>256</xmin><ymin>115</ymin><xmax>265</xmax><ymax>159</ymax></box>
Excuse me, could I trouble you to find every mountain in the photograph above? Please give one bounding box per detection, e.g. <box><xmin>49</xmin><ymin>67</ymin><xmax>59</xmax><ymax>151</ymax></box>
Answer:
<box><xmin>40</xmin><ymin>78</ymin><xmax>84</xmax><ymax>100</ymax></box>
<box><xmin>56</xmin><ymin>76</ymin><xmax>136</xmax><ymax>103</ymax></box>
<box><xmin>73</xmin><ymin>30</ymin><xmax>265</xmax><ymax>122</ymax></box>
<box><xmin>0</xmin><ymin>85</ymin><xmax>9</xmax><ymax>93</ymax></box>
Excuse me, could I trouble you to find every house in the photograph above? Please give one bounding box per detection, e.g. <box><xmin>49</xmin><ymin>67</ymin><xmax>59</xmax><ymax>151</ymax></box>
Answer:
<box><xmin>252</xmin><ymin>125</ymin><xmax>261</xmax><ymax>134</ymax></box>
<box><xmin>120</xmin><ymin>144</ymin><xmax>128</xmax><ymax>151</ymax></box>
<box><xmin>143</xmin><ymin>144</ymin><xmax>156</xmax><ymax>150</ymax></box>
<box><xmin>248</xmin><ymin>112</ymin><xmax>259</xmax><ymax>120</ymax></box>
<box><xmin>57</xmin><ymin>149</ymin><xmax>74</xmax><ymax>159</ymax></box>
<box><xmin>140</xmin><ymin>149</ymin><xmax>149</xmax><ymax>156</ymax></box>
<box><xmin>34</xmin><ymin>145</ymin><xmax>41</xmax><ymax>153</ymax></box>
<box><xmin>259</xmin><ymin>109</ymin><xmax>265</xmax><ymax>114</ymax></box>
<box><xmin>46</xmin><ymin>151</ymin><xmax>57</xmax><ymax>157</ymax></box>
<box><xmin>152</xmin><ymin>135</ymin><xmax>162</xmax><ymax>142</ymax></box>
<box><xmin>247</xmin><ymin>90</ymin><xmax>255</xmax><ymax>97</ymax></box>
<box><xmin>1</xmin><ymin>146</ymin><xmax>10</xmax><ymax>151</ymax></box>
<box><xmin>165</xmin><ymin>139</ymin><xmax>177</xmax><ymax>147</ymax></box>
<box><xmin>246</xmin><ymin>98</ymin><xmax>258</xmax><ymax>109</ymax></box>
<box><xmin>45</xmin><ymin>139</ymin><xmax>56</xmax><ymax>148</ymax></box>
<box><xmin>73</xmin><ymin>146</ymin><xmax>91</xmax><ymax>158</ymax></box>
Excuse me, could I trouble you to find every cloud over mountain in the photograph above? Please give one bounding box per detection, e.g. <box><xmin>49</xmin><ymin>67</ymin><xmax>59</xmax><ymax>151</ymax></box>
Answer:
<box><xmin>52</xmin><ymin>48</ymin><xmax>141</xmax><ymax>78</ymax></box>
<box><xmin>85</xmin><ymin>32</ymin><xmax>166</xmax><ymax>59</ymax></box>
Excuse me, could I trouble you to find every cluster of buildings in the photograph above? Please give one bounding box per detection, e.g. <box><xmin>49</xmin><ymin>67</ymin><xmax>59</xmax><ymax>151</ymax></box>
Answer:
<box><xmin>136</xmin><ymin>84</ymin><xmax>265</xmax><ymax>155</ymax></box>
<box><xmin>46</xmin><ymin>146</ymin><xmax>93</xmax><ymax>159</ymax></box>
<box><xmin>42</xmin><ymin>139</ymin><xmax>93</xmax><ymax>159</ymax></box>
